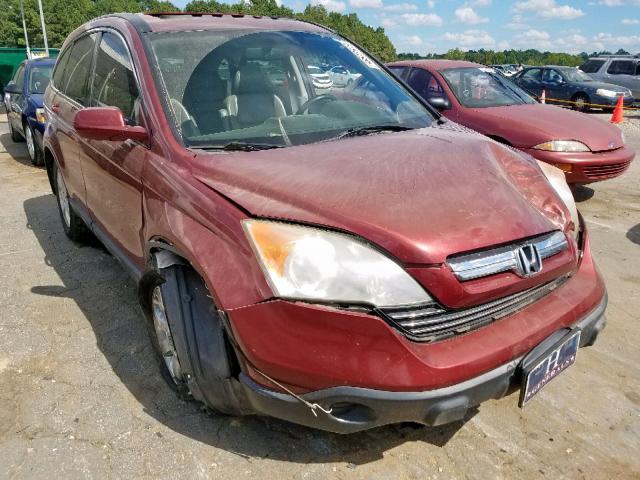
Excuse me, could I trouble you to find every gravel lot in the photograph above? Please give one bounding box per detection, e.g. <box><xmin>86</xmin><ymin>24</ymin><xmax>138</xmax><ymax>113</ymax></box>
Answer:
<box><xmin>0</xmin><ymin>111</ymin><xmax>638</xmax><ymax>480</ymax></box>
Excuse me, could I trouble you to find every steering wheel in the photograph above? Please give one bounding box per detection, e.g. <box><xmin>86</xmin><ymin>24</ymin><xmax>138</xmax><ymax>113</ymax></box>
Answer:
<box><xmin>296</xmin><ymin>94</ymin><xmax>337</xmax><ymax>115</ymax></box>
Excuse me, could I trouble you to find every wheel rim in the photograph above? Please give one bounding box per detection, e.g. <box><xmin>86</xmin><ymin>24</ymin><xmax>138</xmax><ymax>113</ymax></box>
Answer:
<box><xmin>151</xmin><ymin>286</ymin><xmax>183</xmax><ymax>385</ymax></box>
<box><xmin>575</xmin><ymin>97</ymin><xmax>586</xmax><ymax>110</ymax></box>
<box><xmin>26</xmin><ymin>126</ymin><xmax>35</xmax><ymax>160</ymax></box>
<box><xmin>56</xmin><ymin>169</ymin><xmax>71</xmax><ymax>228</ymax></box>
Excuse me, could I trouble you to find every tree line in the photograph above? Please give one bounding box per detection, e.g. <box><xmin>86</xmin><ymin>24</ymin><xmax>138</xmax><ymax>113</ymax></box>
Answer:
<box><xmin>0</xmin><ymin>0</ymin><xmax>396</xmax><ymax>61</ymax></box>
<box><xmin>1</xmin><ymin>0</ymin><xmax>634</xmax><ymax>66</ymax></box>
<box><xmin>397</xmin><ymin>48</ymin><xmax>635</xmax><ymax>67</ymax></box>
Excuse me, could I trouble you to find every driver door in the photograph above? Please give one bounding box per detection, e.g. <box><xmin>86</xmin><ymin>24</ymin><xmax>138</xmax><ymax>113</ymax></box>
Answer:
<box><xmin>81</xmin><ymin>30</ymin><xmax>147</xmax><ymax>266</ymax></box>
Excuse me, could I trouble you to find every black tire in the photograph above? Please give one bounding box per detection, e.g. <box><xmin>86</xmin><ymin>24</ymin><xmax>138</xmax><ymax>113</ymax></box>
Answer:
<box><xmin>141</xmin><ymin>261</ymin><xmax>243</xmax><ymax>415</ymax></box>
<box><xmin>8</xmin><ymin>119</ymin><xmax>23</xmax><ymax>142</ymax></box>
<box><xmin>571</xmin><ymin>93</ymin><xmax>589</xmax><ymax>113</ymax></box>
<box><xmin>25</xmin><ymin>123</ymin><xmax>43</xmax><ymax>166</ymax></box>
<box><xmin>53</xmin><ymin>162</ymin><xmax>91</xmax><ymax>243</ymax></box>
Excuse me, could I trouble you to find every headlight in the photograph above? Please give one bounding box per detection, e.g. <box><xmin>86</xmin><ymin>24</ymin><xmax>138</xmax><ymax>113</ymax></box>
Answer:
<box><xmin>243</xmin><ymin>220</ymin><xmax>432</xmax><ymax>307</ymax></box>
<box><xmin>533</xmin><ymin>140</ymin><xmax>590</xmax><ymax>152</ymax></box>
<box><xmin>621</xmin><ymin>131</ymin><xmax>626</xmax><ymax>144</ymax></box>
<box><xmin>596</xmin><ymin>88</ymin><xmax>617</xmax><ymax>98</ymax></box>
<box><xmin>35</xmin><ymin>108</ymin><xmax>46</xmax><ymax>124</ymax></box>
<box><xmin>537</xmin><ymin>161</ymin><xmax>579</xmax><ymax>240</ymax></box>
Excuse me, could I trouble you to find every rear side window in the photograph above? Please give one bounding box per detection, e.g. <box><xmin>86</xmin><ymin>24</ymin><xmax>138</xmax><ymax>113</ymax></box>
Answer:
<box><xmin>520</xmin><ymin>68</ymin><xmax>541</xmax><ymax>81</ymax></box>
<box><xmin>13</xmin><ymin>64</ymin><xmax>25</xmax><ymax>89</ymax></box>
<box><xmin>90</xmin><ymin>32</ymin><xmax>140</xmax><ymax>124</ymax></box>
<box><xmin>607</xmin><ymin>60</ymin><xmax>635</xmax><ymax>75</ymax></box>
<box><xmin>63</xmin><ymin>33</ymin><xmax>98</xmax><ymax>104</ymax></box>
<box><xmin>580</xmin><ymin>60</ymin><xmax>605</xmax><ymax>74</ymax></box>
<box><xmin>636</xmin><ymin>63</ymin><xmax>640</xmax><ymax>76</ymax></box>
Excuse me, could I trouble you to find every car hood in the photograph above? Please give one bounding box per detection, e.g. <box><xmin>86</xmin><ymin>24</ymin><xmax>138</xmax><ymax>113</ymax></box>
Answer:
<box><xmin>467</xmin><ymin>104</ymin><xmax>624</xmax><ymax>151</ymax></box>
<box><xmin>190</xmin><ymin>125</ymin><xmax>568</xmax><ymax>265</ymax></box>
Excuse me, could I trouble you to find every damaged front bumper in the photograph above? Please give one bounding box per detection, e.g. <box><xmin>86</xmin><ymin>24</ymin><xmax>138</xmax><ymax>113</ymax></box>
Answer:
<box><xmin>237</xmin><ymin>295</ymin><xmax>607</xmax><ymax>433</ymax></box>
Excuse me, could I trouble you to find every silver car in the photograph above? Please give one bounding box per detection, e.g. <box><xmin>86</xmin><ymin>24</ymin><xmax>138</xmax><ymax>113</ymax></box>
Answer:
<box><xmin>580</xmin><ymin>55</ymin><xmax>640</xmax><ymax>98</ymax></box>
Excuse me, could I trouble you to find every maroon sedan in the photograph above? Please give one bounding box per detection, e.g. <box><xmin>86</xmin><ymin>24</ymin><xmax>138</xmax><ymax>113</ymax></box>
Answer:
<box><xmin>43</xmin><ymin>13</ymin><xmax>606</xmax><ymax>433</ymax></box>
<box><xmin>388</xmin><ymin>60</ymin><xmax>635</xmax><ymax>185</ymax></box>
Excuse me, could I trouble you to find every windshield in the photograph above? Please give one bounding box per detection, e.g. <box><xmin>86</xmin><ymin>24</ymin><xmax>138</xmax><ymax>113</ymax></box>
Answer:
<box><xmin>440</xmin><ymin>67</ymin><xmax>536</xmax><ymax>108</ymax></box>
<box><xmin>28</xmin><ymin>64</ymin><xmax>53</xmax><ymax>94</ymax></box>
<box><xmin>558</xmin><ymin>68</ymin><xmax>593</xmax><ymax>82</ymax></box>
<box><xmin>147</xmin><ymin>30</ymin><xmax>435</xmax><ymax>149</ymax></box>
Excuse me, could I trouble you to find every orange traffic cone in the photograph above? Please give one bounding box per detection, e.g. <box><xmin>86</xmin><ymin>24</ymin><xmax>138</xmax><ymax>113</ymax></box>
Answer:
<box><xmin>540</xmin><ymin>89</ymin><xmax>546</xmax><ymax>104</ymax></box>
<box><xmin>611</xmin><ymin>95</ymin><xmax>624</xmax><ymax>124</ymax></box>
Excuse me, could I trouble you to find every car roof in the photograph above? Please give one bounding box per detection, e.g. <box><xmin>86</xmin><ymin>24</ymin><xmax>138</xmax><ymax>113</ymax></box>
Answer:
<box><xmin>387</xmin><ymin>59</ymin><xmax>481</xmax><ymax>70</ymax></box>
<box><xmin>89</xmin><ymin>12</ymin><xmax>328</xmax><ymax>35</ymax></box>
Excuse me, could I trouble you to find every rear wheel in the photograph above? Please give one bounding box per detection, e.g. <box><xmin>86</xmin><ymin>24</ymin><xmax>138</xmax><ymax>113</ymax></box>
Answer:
<box><xmin>25</xmin><ymin>123</ymin><xmax>43</xmax><ymax>166</ymax></box>
<box><xmin>54</xmin><ymin>163</ymin><xmax>90</xmax><ymax>243</ymax></box>
<box><xmin>571</xmin><ymin>93</ymin><xmax>589</xmax><ymax>112</ymax></box>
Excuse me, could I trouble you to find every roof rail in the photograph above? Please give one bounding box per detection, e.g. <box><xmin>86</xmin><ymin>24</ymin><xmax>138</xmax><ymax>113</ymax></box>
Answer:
<box><xmin>595</xmin><ymin>53</ymin><xmax>640</xmax><ymax>58</ymax></box>
<box><xmin>144</xmin><ymin>11</ymin><xmax>281</xmax><ymax>20</ymax></box>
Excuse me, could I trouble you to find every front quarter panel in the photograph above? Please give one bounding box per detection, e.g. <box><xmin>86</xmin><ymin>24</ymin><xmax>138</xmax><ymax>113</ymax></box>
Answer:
<box><xmin>142</xmin><ymin>152</ymin><xmax>273</xmax><ymax>310</ymax></box>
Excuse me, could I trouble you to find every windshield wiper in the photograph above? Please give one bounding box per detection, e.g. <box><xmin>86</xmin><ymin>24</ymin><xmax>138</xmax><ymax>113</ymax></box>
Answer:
<box><xmin>195</xmin><ymin>142</ymin><xmax>284</xmax><ymax>152</ymax></box>
<box><xmin>332</xmin><ymin>124</ymin><xmax>414</xmax><ymax>141</ymax></box>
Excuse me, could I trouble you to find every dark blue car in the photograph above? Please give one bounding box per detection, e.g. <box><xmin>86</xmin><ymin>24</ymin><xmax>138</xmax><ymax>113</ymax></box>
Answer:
<box><xmin>512</xmin><ymin>65</ymin><xmax>635</xmax><ymax>113</ymax></box>
<box><xmin>3</xmin><ymin>57</ymin><xmax>55</xmax><ymax>165</ymax></box>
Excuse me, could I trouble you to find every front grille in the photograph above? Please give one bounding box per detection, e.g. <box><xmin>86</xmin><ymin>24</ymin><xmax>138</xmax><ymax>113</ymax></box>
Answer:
<box><xmin>379</xmin><ymin>275</ymin><xmax>569</xmax><ymax>343</ymax></box>
<box><xmin>584</xmin><ymin>161</ymin><xmax>631</xmax><ymax>179</ymax></box>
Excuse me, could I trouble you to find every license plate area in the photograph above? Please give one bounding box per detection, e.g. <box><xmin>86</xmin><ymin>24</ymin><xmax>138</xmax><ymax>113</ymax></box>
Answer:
<box><xmin>519</xmin><ymin>329</ymin><xmax>581</xmax><ymax>407</ymax></box>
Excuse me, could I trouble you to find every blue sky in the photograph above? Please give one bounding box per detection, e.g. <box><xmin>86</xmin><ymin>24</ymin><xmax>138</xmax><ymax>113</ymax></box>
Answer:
<box><xmin>170</xmin><ymin>0</ymin><xmax>640</xmax><ymax>54</ymax></box>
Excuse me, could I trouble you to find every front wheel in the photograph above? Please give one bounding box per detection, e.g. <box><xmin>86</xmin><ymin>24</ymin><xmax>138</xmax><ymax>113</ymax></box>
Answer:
<box><xmin>571</xmin><ymin>94</ymin><xmax>589</xmax><ymax>112</ymax></box>
<box><xmin>143</xmin><ymin>263</ymin><xmax>243</xmax><ymax>415</ymax></box>
<box><xmin>25</xmin><ymin>123</ymin><xmax>43</xmax><ymax>166</ymax></box>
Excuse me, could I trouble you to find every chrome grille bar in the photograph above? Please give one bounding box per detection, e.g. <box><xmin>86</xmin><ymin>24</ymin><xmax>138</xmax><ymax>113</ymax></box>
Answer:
<box><xmin>447</xmin><ymin>231</ymin><xmax>568</xmax><ymax>281</ymax></box>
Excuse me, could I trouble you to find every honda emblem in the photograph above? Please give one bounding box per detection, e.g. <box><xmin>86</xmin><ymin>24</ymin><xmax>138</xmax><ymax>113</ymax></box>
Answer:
<box><xmin>516</xmin><ymin>244</ymin><xmax>543</xmax><ymax>277</ymax></box>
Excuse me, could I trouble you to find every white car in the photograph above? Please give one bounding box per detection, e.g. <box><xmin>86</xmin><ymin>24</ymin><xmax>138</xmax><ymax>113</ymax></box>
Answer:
<box><xmin>308</xmin><ymin>65</ymin><xmax>333</xmax><ymax>89</ymax></box>
<box><xmin>327</xmin><ymin>65</ymin><xmax>361</xmax><ymax>87</ymax></box>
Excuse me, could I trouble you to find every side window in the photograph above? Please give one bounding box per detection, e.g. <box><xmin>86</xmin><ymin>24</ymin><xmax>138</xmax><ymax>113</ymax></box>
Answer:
<box><xmin>580</xmin><ymin>60</ymin><xmax>605</xmax><ymax>74</ymax></box>
<box><xmin>63</xmin><ymin>33</ymin><xmax>98</xmax><ymax>105</ymax></box>
<box><xmin>636</xmin><ymin>63</ymin><xmax>640</xmax><ymax>76</ymax></box>
<box><xmin>542</xmin><ymin>69</ymin><xmax>563</xmax><ymax>83</ymax></box>
<box><xmin>90</xmin><ymin>31</ymin><xmax>140</xmax><ymax>124</ymax></box>
<box><xmin>607</xmin><ymin>60</ymin><xmax>635</xmax><ymax>75</ymax></box>
<box><xmin>520</xmin><ymin>68</ymin><xmax>541</xmax><ymax>81</ymax></box>
<box><xmin>51</xmin><ymin>48</ymin><xmax>71</xmax><ymax>90</ymax></box>
<box><xmin>406</xmin><ymin>68</ymin><xmax>444</xmax><ymax>100</ymax></box>
<box><xmin>13</xmin><ymin>65</ymin><xmax>25</xmax><ymax>90</ymax></box>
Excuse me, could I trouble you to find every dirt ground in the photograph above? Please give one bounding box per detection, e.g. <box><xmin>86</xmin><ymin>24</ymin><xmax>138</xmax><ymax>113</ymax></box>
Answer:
<box><xmin>0</xmin><ymin>110</ymin><xmax>638</xmax><ymax>480</ymax></box>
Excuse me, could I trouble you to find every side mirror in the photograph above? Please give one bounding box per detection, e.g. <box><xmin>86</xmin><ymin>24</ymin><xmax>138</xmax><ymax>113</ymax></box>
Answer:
<box><xmin>427</xmin><ymin>96</ymin><xmax>451</xmax><ymax>110</ymax></box>
<box><xmin>74</xmin><ymin>107</ymin><xmax>148</xmax><ymax>142</ymax></box>
<box><xmin>3</xmin><ymin>81</ymin><xmax>19</xmax><ymax>94</ymax></box>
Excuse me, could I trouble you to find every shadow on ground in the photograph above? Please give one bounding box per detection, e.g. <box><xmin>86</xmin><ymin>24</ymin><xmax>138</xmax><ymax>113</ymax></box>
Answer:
<box><xmin>572</xmin><ymin>185</ymin><xmax>595</xmax><ymax>203</ymax></box>
<box><xmin>627</xmin><ymin>224</ymin><xmax>640</xmax><ymax>246</ymax></box>
<box><xmin>0</xmin><ymin>132</ymin><xmax>34</xmax><ymax>168</ymax></box>
<box><xmin>23</xmin><ymin>193</ymin><xmax>472</xmax><ymax>464</ymax></box>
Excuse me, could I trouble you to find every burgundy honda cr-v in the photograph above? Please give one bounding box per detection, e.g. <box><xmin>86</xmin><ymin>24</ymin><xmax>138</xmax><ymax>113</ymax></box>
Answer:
<box><xmin>43</xmin><ymin>13</ymin><xmax>607</xmax><ymax>433</ymax></box>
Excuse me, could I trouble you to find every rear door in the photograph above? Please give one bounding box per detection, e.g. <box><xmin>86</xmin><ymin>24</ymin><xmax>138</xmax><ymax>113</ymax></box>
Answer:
<box><xmin>515</xmin><ymin>68</ymin><xmax>542</xmax><ymax>97</ymax></box>
<box><xmin>49</xmin><ymin>33</ymin><xmax>98</xmax><ymax>205</ymax></box>
<box><xmin>82</xmin><ymin>30</ymin><xmax>147</xmax><ymax>264</ymax></box>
